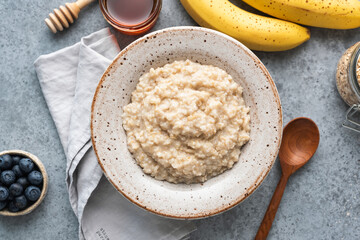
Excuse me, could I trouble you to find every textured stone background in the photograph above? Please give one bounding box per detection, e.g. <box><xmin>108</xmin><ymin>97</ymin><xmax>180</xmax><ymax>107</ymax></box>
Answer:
<box><xmin>0</xmin><ymin>0</ymin><xmax>359</xmax><ymax>239</ymax></box>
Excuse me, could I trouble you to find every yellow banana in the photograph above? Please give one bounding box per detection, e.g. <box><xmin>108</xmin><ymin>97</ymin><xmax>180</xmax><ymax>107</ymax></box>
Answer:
<box><xmin>180</xmin><ymin>0</ymin><xmax>310</xmax><ymax>52</ymax></box>
<box><xmin>242</xmin><ymin>0</ymin><xmax>360</xmax><ymax>29</ymax></box>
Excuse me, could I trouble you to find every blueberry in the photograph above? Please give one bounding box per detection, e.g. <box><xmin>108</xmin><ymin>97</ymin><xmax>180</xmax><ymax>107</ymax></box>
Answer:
<box><xmin>9</xmin><ymin>183</ymin><xmax>23</xmax><ymax>197</ymax></box>
<box><xmin>25</xmin><ymin>186</ymin><xmax>41</xmax><ymax>202</ymax></box>
<box><xmin>7</xmin><ymin>201</ymin><xmax>20</xmax><ymax>212</ymax></box>
<box><xmin>7</xmin><ymin>193</ymin><xmax>14</xmax><ymax>201</ymax></box>
<box><xmin>12</xmin><ymin>165</ymin><xmax>23</xmax><ymax>178</ymax></box>
<box><xmin>28</xmin><ymin>171</ymin><xmax>43</xmax><ymax>185</ymax></box>
<box><xmin>17</xmin><ymin>177</ymin><xmax>29</xmax><ymax>188</ymax></box>
<box><xmin>0</xmin><ymin>201</ymin><xmax>7</xmax><ymax>210</ymax></box>
<box><xmin>0</xmin><ymin>170</ymin><xmax>16</xmax><ymax>186</ymax></box>
<box><xmin>12</xmin><ymin>156</ymin><xmax>21</xmax><ymax>165</ymax></box>
<box><xmin>14</xmin><ymin>195</ymin><xmax>27</xmax><ymax>210</ymax></box>
<box><xmin>0</xmin><ymin>155</ymin><xmax>13</xmax><ymax>170</ymax></box>
<box><xmin>19</xmin><ymin>158</ymin><xmax>34</xmax><ymax>174</ymax></box>
<box><xmin>0</xmin><ymin>186</ymin><xmax>9</xmax><ymax>201</ymax></box>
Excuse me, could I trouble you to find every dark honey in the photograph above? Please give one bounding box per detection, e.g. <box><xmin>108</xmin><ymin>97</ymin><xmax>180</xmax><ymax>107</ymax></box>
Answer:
<box><xmin>107</xmin><ymin>0</ymin><xmax>153</xmax><ymax>25</ymax></box>
<box><xmin>100</xmin><ymin>0</ymin><xmax>161</xmax><ymax>35</ymax></box>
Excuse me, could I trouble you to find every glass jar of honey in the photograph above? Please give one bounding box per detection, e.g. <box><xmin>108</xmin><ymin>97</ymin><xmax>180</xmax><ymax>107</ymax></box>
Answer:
<box><xmin>99</xmin><ymin>0</ymin><xmax>162</xmax><ymax>35</ymax></box>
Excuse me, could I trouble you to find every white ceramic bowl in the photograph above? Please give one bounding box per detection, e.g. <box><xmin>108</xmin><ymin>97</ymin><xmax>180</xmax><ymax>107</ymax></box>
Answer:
<box><xmin>91</xmin><ymin>27</ymin><xmax>282</xmax><ymax>218</ymax></box>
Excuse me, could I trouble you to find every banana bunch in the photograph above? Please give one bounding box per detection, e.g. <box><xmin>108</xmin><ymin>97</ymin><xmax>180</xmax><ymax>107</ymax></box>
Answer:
<box><xmin>180</xmin><ymin>0</ymin><xmax>360</xmax><ymax>52</ymax></box>
<box><xmin>242</xmin><ymin>0</ymin><xmax>360</xmax><ymax>30</ymax></box>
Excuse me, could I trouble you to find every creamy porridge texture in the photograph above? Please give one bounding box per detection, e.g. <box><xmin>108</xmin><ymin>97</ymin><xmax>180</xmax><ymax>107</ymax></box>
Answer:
<box><xmin>122</xmin><ymin>60</ymin><xmax>250</xmax><ymax>184</ymax></box>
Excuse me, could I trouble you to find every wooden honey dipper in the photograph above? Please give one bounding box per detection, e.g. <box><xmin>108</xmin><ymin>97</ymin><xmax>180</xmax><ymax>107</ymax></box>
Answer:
<box><xmin>45</xmin><ymin>0</ymin><xmax>96</xmax><ymax>33</ymax></box>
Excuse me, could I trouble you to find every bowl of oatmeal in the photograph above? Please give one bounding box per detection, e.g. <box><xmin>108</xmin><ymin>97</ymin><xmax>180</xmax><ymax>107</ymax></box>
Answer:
<box><xmin>122</xmin><ymin>60</ymin><xmax>251</xmax><ymax>184</ymax></box>
<box><xmin>91</xmin><ymin>27</ymin><xmax>282</xmax><ymax>218</ymax></box>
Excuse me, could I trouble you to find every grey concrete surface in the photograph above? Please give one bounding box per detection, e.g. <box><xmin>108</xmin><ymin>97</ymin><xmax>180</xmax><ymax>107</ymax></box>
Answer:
<box><xmin>0</xmin><ymin>0</ymin><xmax>359</xmax><ymax>239</ymax></box>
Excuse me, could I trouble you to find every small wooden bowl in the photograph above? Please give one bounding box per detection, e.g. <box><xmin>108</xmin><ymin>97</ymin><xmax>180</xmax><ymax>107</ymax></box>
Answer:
<box><xmin>0</xmin><ymin>150</ymin><xmax>48</xmax><ymax>216</ymax></box>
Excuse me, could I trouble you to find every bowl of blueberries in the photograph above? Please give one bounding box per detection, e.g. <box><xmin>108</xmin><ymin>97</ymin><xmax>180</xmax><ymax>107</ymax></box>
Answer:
<box><xmin>0</xmin><ymin>150</ymin><xmax>48</xmax><ymax>216</ymax></box>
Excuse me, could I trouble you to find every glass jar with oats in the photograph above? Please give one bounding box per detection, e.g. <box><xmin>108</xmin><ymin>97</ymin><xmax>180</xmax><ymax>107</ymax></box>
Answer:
<box><xmin>336</xmin><ymin>42</ymin><xmax>360</xmax><ymax>132</ymax></box>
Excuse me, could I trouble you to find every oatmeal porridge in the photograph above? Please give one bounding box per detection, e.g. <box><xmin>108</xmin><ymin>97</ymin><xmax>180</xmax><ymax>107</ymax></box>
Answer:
<box><xmin>122</xmin><ymin>60</ymin><xmax>250</xmax><ymax>184</ymax></box>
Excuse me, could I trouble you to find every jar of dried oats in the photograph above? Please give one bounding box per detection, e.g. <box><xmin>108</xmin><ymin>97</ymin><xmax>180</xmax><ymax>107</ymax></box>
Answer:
<box><xmin>336</xmin><ymin>42</ymin><xmax>360</xmax><ymax>132</ymax></box>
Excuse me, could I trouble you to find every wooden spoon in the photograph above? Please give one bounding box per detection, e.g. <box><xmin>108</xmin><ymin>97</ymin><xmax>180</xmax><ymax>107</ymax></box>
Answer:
<box><xmin>255</xmin><ymin>117</ymin><xmax>320</xmax><ymax>240</ymax></box>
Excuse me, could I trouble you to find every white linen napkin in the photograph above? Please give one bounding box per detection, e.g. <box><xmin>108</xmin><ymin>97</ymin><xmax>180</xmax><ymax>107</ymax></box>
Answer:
<box><xmin>34</xmin><ymin>28</ymin><xmax>196</xmax><ymax>240</ymax></box>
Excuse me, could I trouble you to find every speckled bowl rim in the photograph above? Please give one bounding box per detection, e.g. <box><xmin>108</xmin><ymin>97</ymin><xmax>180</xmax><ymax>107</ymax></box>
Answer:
<box><xmin>0</xmin><ymin>150</ymin><xmax>48</xmax><ymax>216</ymax></box>
<box><xmin>91</xmin><ymin>26</ymin><xmax>283</xmax><ymax>219</ymax></box>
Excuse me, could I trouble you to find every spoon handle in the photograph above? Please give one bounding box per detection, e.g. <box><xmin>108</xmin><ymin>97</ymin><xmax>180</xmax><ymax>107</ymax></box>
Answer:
<box><xmin>255</xmin><ymin>174</ymin><xmax>289</xmax><ymax>240</ymax></box>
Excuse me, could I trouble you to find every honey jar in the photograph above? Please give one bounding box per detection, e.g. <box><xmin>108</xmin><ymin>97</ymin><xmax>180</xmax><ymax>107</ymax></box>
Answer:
<box><xmin>99</xmin><ymin>0</ymin><xmax>162</xmax><ymax>35</ymax></box>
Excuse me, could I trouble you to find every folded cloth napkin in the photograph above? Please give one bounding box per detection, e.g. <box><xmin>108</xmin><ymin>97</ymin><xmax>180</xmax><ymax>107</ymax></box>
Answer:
<box><xmin>34</xmin><ymin>28</ymin><xmax>196</xmax><ymax>240</ymax></box>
